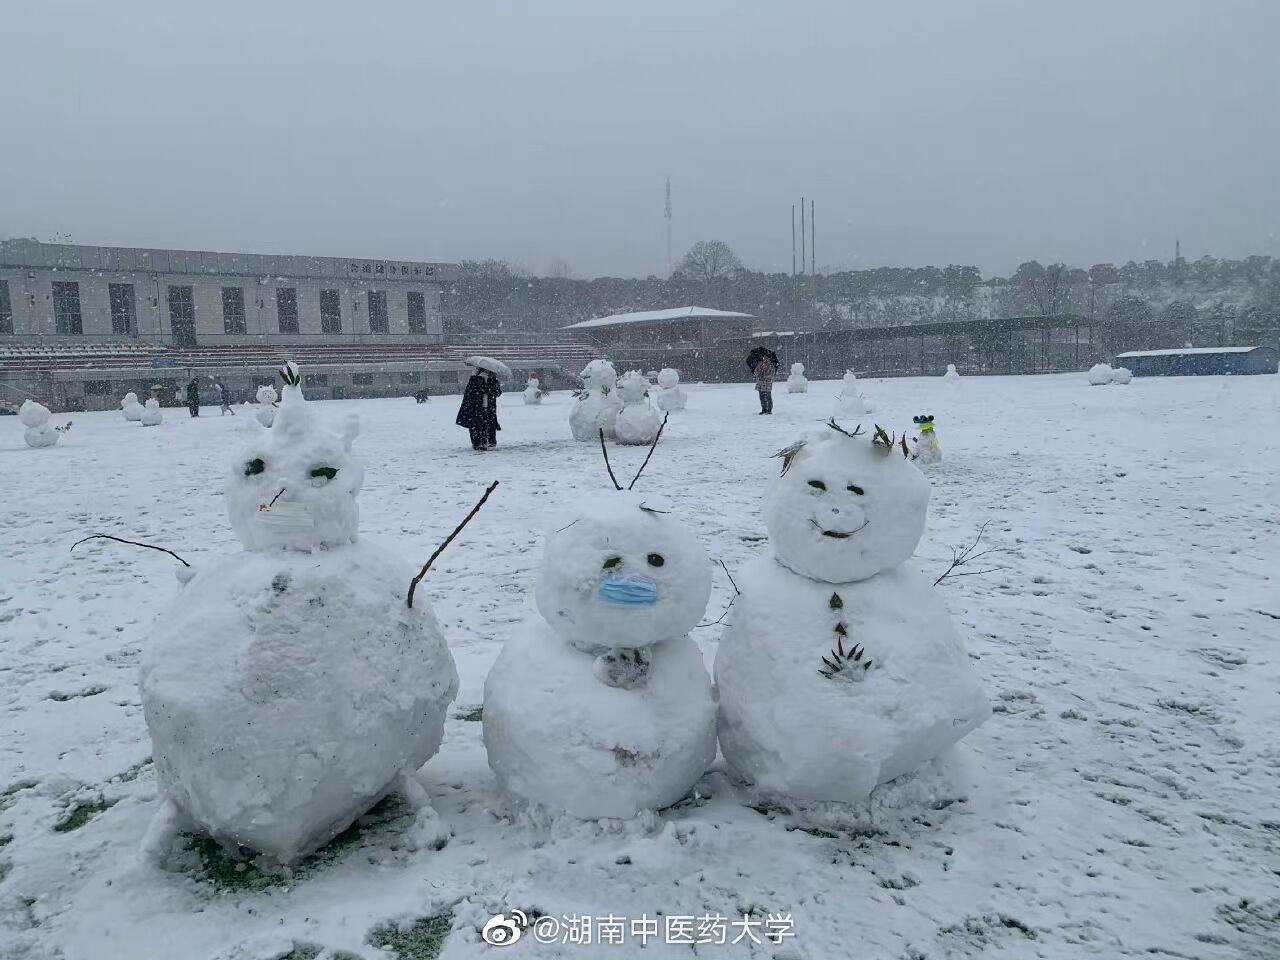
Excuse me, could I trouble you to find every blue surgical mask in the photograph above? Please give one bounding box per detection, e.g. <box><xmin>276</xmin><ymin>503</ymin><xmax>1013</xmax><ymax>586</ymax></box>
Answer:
<box><xmin>596</xmin><ymin>576</ymin><xmax>660</xmax><ymax>607</ymax></box>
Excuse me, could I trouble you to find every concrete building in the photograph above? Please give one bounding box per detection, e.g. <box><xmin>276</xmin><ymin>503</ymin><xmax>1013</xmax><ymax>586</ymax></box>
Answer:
<box><xmin>0</xmin><ymin>239</ymin><xmax>454</xmax><ymax>345</ymax></box>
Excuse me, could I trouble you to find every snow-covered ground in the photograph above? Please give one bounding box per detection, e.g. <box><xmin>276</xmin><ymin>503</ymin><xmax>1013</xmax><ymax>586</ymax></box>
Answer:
<box><xmin>2</xmin><ymin>373</ymin><xmax>1278</xmax><ymax>960</ymax></box>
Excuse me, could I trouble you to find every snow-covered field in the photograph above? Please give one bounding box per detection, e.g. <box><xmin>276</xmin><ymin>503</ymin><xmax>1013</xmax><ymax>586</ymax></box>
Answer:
<box><xmin>2</xmin><ymin>373</ymin><xmax>1278</xmax><ymax>960</ymax></box>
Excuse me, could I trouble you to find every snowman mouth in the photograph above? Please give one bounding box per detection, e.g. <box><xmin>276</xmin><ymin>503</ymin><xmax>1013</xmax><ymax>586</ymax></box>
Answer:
<box><xmin>812</xmin><ymin>519</ymin><xmax>869</xmax><ymax>539</ymax></box>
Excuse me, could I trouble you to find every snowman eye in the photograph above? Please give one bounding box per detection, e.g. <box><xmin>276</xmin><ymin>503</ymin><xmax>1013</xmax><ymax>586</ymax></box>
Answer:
<box><xmin>310</xmin><ymin>466</ymin><xmax>338</xmax><ymax>481</ymax></box>
<box><xmin>847</xmin><ymin>483</ymin><xmax>865</xmax><ymax>495</ymax></box>
<box><xmin>808</xmin><ymin>480</ymin><xmax>826</xmax><ymax>491</ymax></box>
<box><xmin>245</xmin><ymin>458</ymin><xmax>266</xmax><ymax>476</ymax></box>
<box><xmin>647</xmin><ymin>553</ymin><xmax>665</xmax><ymax>567</ymax></box>
<box><xmin>603</xmin><ymin>556</ymin><xmax>622</xmax><ymax>570</ymax></box>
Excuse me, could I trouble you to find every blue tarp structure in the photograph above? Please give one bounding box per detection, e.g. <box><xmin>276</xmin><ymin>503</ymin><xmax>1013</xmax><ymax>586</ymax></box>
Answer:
<box><xmin>1115</xmin><ymin>346</ymin><xmax>1278</xmax><ymax>377</ymax></box>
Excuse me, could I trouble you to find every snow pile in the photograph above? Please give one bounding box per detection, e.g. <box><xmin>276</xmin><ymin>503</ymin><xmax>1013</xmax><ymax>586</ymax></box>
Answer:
<box><xmin>19</xmin><ymin>400</ymin><xmax>58</xmax><ymax>448</ymax></box>
<box><xmin>139</xmin><ymin>367</ymin><xmax>458</xmax><ymax>864</ymax></box>
<box><xmin>140</xmin><ymin>398</ymin><xmax>163</xmax><ymax>427</ymax></box>
<box><xmin>787</xmin><ymin>362</ymin><xmax>809</xmax><ymax>393</ymax></box>
<box><xmin>833</xmin><ymin>370</ymin><xmax>871</xmax><ymax>417</ymax></box>
<box><xmin>715</xmin><ymin>425</ymin><xmax>989</xmax><ymax>804</ymax></box>
<box><xmin>254</xmin><ymin>384</ymin><xmax>278</xmax><ymax>427</ymax></box>
<box><xmin>911</xmin><ymin>415</ymin><xmax>941</xmax><ymax>465</ymax></box>
<box><xmin>943</xmin><ymin>363</ymin><xmax>961</xmax><ymax>382</ymax></box>
<box><xmin>653</xmin><ymin>368</ymin><xmax>687</xmax><ymax>412</ymax></box>
<box><xmin>1112</xmin><ymin>366</ymin><xmax>1133</xmax><ymax>384</ymax></box>
<box><xmin>484</xmin><ymin>492</ymin><xmax>715</xmax><ymax>818</ymax></box>
<box><xmin>121</xmin><ymin>392</ymin><xmax>144</xmax><ymax>421</ymax></box>
<box><xmin>522</xmin><ymin>376</ymin><xmax>542</xmax><ymax>405</ymax></box>
<box><xmin>614</xmin><ymin>371</ymin><xmax>663</xmax><ymax>445</ymax></box>
<box><xmin>1088</xmin><ymin>363</ymin><xmax>1115</xmax><ymax>385</ymax></box>
<box><xmin>569</xmin><ymin>359</ymin><xmax>622</xmax><ymax>441</ymax></box>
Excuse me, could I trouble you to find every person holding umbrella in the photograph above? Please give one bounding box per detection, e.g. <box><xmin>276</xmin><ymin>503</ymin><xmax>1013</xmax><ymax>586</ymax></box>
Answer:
<box><xmin>456</xmin><ymin>355</ymin><xmax>510</xmax><ymax>451</ymax></box>
<box><xmin>746</xmin><ymin>346</ymin><xmax>779</xmax><ymax>415</ymax></box>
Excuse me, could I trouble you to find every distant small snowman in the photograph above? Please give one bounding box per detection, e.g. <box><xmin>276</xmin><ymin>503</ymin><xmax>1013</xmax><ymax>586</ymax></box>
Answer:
<box><xmin>570</xmin><ymin>359</ymin><xmax>623</xmax><ymax>441</ymax></box>
<box><xmin>652</xmin><ymin>368</ymin><xmax>687</xmax><ymax>412</ymax></box>
<box><xmin>715</xmin><ymin>421</ymin><xmax>990</xmax><ymax>805</ymax></box>
<box><xmin>140</xmin><ymin>398</ymin><xmax>164</xmax><ymax>427</ymax></box>
<box><xmin>943</xmin><ymin>364</ymin><xmax>961</xmax><ymax>383</ymax></box>
<box><xmin>833</xmin><ymin>370</ymin><xmax>870</xmax><ymax>417</ymax></box>
<box><xmin>787</xmin><ymin>362</ymin><xmax>809</xmax><ymax>394</ymax></box>
<box><xmin>910</xmin><ymin>414</ymin><xmax>941</xmax><ymax>465</ymax></box>
<box><xmin>121</xmin><ymin>392</ymin><xmax>144</xmax><ymax>421</ymax></box>
<box><xmin>483</xmin><ymin>443</ymin><xmax>715</xmax><ymax>819</ymax></box>
<box><xmin>614</xmin><ymin>371</ymin><xmax>664</xmax><ymax>445</ymax></box>
<box><xmin>1087</xmin><ymin>363</ymin><xmax>1114</xmax><ymax>385</ymax></box>
<box><xmin>523</xmin><ymin>376</ymin><xmax>543</xmax><ymax>405</ymax></box>
<box><xmin>255</xmin><ymin>383</ymin><xmax>279</xmax><ymax>426</ymax></box>
<box><xmin>137</xmin><ymin>361</ymin><xmax>459</xmax><ymax>867</ymax></box>
<box><xmin>19</xmin><ymin>400</ymin><xmax>60</xmax><ymax>448</ymax></box>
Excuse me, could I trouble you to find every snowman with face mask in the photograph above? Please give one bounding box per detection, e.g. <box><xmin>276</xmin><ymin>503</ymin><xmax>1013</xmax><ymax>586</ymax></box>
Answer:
<box><xmin>138</xmin><ymin>361</ymin><xmax>458</xmax><ymax>867</ymax></box>
<box><xmin>483</xmin><ymin>452</ymin><xmax>715</xmax><ymax>819</ymax></box>
<box><xmin>714</xmin><ymin>421</ymin><xmax>989</xmax><ymax>806</ymax></box>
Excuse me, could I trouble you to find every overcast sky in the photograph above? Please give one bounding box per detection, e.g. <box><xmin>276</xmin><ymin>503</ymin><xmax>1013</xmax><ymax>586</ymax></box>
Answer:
<box><xmin>3</xmin><ymin>0</ymin><xmax>1277</xmax><ymax>279</ymax></box>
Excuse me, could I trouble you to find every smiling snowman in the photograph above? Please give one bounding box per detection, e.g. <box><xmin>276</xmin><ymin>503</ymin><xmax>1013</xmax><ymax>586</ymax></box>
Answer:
<box><xmin>138</xmin><ymin>361</ymin><xmax>459</xmax><ymax>866</ymax></box>
<box><xmin>483</xmin><ymin>479</ymin><xmax>715</xmax><ymax>818</ymax></box>
<box><xmin>714</xmin><ymin>421</ymin><xmax>989</xmax><ymax>805</ymax></box>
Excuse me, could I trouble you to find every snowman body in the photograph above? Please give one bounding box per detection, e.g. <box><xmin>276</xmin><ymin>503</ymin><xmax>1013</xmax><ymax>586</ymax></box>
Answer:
<box><xmin>1088</xmin><ymin>363</ymin><xmax>1114</xmax><ymax>386</ymax></box>
<box><xmin>833</xmin><ymin>371</ymin><xmax>870</xmax><ymax>418</ymax></box>
<box><xmin>483</xmin><ymin>493</ymin><xmax>715</xmax><ymax>818</ymax></box>
<box><xmin>787</xmin><ymin>363</ymin><xmax>809</xmax><ymax>394</ymax></box>
<box><xmin>139</xmin><ymin>377</ymin><xmax>458</xmax><ymax>864</ymax></box>
<box><xmin>522</xmin><ymin>377</ymin><xmax>543</xmax><ymax>405</ymax></box>
<box><xmin>140</xmin><ymin>398</ymin><xmax>164</xmax><ymax>427</ymax></box>
<box><xmin>569</xmin><ymin>359</ymin><xmax>622</xmax><ymax>441</ymax></box>
<box><xmin>255</xmin><ymin>384</ymin><xmax>278</xmax><ymax>427</ymax></box>
<box><xmin>614</xmin><ymin>371</ymin><xmax>663</xmax><ymax>445</ymax></box>
<box><xmin>19</xmin><ymin>400</ymin><xmax>58</xmax><ymax>448</ymax></box>
<box><xmin>121</xmin><ymin>392</ymin><xmax>144</xmax><ymax>421</ymax></box>
<box><xmin>942</xmin><ymin>364</ymin><xmax>960</xmax><ymax>383</ymax></box>
<box><xmin>653</xmin><ymin>368</ymin><xmax>687</xmax><ymax>412</ymax></box>
<box><xmin>1112</xmin><ymin>366</ymin><xmax>1132</xmax><ymax>384</ymax></box>
<box><xmin>714</xmin><ymin>427</ymin><xmax>989</xmax><ymax>804</ymax></box>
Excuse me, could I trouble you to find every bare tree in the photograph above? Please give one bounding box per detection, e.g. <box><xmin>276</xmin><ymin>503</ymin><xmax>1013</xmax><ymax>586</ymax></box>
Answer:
<box><xmin>546</xmin><ymin>259</ymin><xmax>572</xmax><ymax>279</ymax></box>
<box><xmin>678</xmin><ymin>240</ymin><xmax>744</xmax><ymax>282</ymax></box>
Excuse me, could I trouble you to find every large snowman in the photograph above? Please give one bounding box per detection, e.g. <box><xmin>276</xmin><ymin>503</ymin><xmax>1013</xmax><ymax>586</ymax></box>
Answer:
<box><xmin>483</xmin><ymin>487</ymin><xmax>715</xmax><ymax>819</ymax></box>
<box><xmin>121</xmin><ymin>392</ymin><xmax>144</xmax><ymax>421</ymax></box>
<box><xmin>652</xmin><ymin>368</ymin><xmax>687</xmax><ymax>412</ymax></box>
<box><xmin>19</xmin><ymin>400</ymin><xmax>60</xmax><ymax>448</ymax></box>
<box><xmin>139</xmin><ymin>362</ymin><xmax>459</xmax><ymax>866</ymax></box>
<box><xmin>569</xmin><ymin>359</ymin><xmax>623</xmax><ymax>441</ymax></box>
<box><xmin>714</xmin><ymin>422</ymin><xmax>990</xmax><ymax>804</ymax></box>
<box><xmin>614</xmin><ymin>371</ymin><xmax>663</xmax><ymax>445</ymax></box>
<box><xmin>787</xmin><ymin>363</ymin><xmax>809</xmax><ymax>394</ymax></box>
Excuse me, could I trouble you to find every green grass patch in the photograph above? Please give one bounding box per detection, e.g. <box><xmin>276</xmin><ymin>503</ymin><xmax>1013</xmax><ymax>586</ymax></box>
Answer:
<box><xmin>453</xmin><ymin>705</ymin><xmax>483</xmax><ymax>722</ymax></box>
<box><xmin>368</xmin><ymin>913</ymin><xmax>453</xmax><ymax>960</ymax></box>
<box><xmin>53</xmin><ymin>797</ymin><xmax>116</xmax><ymax>833</ymax></box>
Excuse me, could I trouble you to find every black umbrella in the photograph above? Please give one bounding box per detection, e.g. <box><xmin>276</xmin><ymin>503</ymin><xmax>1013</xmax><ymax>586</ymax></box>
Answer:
<box><xmin>745</xmin><ymin>346</ymin><xmax>779</xmax><ymax>371</ymax></box>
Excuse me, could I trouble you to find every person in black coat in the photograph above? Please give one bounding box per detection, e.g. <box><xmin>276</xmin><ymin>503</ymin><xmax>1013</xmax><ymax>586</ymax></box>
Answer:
<box><xmin>455</xmin><ymin>368</ymin><xmax>501</xmax><ymax>450</ymax></box>
<box><xmin>186</xmin><ymin>378</ymin><xmax>201</xmax><ymax>418</ymax></box>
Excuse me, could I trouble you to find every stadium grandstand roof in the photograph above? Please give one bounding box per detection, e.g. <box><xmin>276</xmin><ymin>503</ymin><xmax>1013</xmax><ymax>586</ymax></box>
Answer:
<box><xmin>563</xmin><ymin>306</ymin><xmax>754</xmax><ymax>330</ymax></box>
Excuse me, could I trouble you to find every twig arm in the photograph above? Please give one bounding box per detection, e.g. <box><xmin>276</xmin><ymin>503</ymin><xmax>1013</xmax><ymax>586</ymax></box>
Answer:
<box><xmin>70</xmin><ymin>534</ymin><xmax>191</xmax><ymax>567</ymax></box>
<box><xmin>407</xmin><ymin>481</ymin><xmax>500</xmax><ymax>608</ymax></box>
<box><xmin>599</xmin><ymin>429</ymin><xmax>622</xmax><ymax>490</ymax></box>
<box><xmin>627</xmin><ymin>413</ymin><xmax>669</xmax><ymax>490</ymax></box>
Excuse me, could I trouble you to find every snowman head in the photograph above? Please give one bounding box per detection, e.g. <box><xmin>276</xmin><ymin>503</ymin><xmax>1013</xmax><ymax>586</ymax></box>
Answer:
<box><xmin>527</xmin><ymin>376</ymin><xmax>539</xmax><ymax>389</ymax></box>
<box><xmin>617</xmin><ymin>370</ymin><xmax>649</xmax><ymax>403</ymax></box>
<box><xmin>18</xmin><ymin>400</ymin><xmax>51</xmax><ymax>428</ymax></box>
<box><xmin>766</xmin><ymin>422</ymin><xmax>930</xmax><ymax>583</ymax></box>
<box><xmin>227</xmin><ymin>363</ymin><xmax>363</xmax><ymax>552</ymax></box>
<box><xmin>122</xmin><ymin>392</ymin><xmax>139</xmax><ymax>407</ymax></box>
<box><xmin>256</xmin><ymin>384</ymin><xmax>278</xmax><ymax>405</ymax></box>
<box><xmin>842</xmin><ymin>370</ymin><xmax>857</xmax><ymax>387</ymax></box>
<box><xmin>657</xmin><ymin>368</ymin><xmax>680</xmax><ymax>389</ymax></box>
<box><xmin>946</xmin><ymin>364</ymin><xmax>957</xmax><ymax>375</ymax></box>
<box><xmin>791</xmin><ymin>362</ymin><xmax>805</xmax><ymax>376</ymax></box>
<box><xmin>580</xmin><ymin>359</ymin><xmax>617</xmax><ymax>393</ymax></box>
<box><xmin>535</xmin><ymin>492</ymin><xmax>711</xmax><ymax>650</ymax></box>
<box><xmin>144</xmin><ymin>398</ymin><xmax>159</xmax><ymax>412</ymax></box>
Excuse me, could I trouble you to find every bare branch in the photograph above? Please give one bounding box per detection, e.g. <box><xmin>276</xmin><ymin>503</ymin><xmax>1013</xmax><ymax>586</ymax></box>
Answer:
<box><xmin>628</xmin><ymin>413</ymin><xmax>670</xmax><ymax>490</ymax></box>
<box><xmin>71</xmin><ymin>534</ymin><xmax>191</xmax><ymax>568</ymax></box>
<box><xmin>408</xmin><ymin>481</ymin><xmax>500</xmax><ymax>608</ymax></box>
<box><xmin>933</xmin><ymin>520</ymin><xmax>1007</xmax><ymax>586</ymax></box>
<box><xmin>599</xmin><ymin>428</ymin><xmax>622</xmax><ymax>490</ymax></box>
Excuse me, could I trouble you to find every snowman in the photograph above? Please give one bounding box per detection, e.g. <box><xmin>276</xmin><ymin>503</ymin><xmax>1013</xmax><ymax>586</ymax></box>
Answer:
<box><xmin>942</xmin><ymin>364</ymin><xmax>961</xmax><ymax>383</ymax></box>
<box><xmin>714</xmin><ymin>421</ymin><xmax>990</xmax><ymax>805</ymax></box>
<box><xmin>833</xmin><ymin>370</ymin><xmax>871</xmax><ymax>418</ymax></box>
<box><xmin>138</xmin><ymin>361</ymin><xmax>459</xmax><ymax>866</ymax></box>
<box><xmin>140</xmin><ymin>398</ymin><xmax>164</xmax><ymax>427</ymax></box>
<box><xmin>19</xmin><ymin>400</ymin><xmax>59</xmax><ymax>448</ymax></box>
<box><xmin>254</xmin><ymin>383</ymin><xmax>279</xmax><ymax>426</ymax></box>
<box><xmin>483</xmin><ymin>454</ymin><xmax>715</xmax><ymax>819</ymax></box>
<box><xmin>121</xmin><ymin>392</ymin><xmax>144</xmax><ymax>421</ymax></box>
<box><xmin>1112</xmin><ymin>366</ymin><xmax>1133</xmax><ymax>384</ymax></box>
<box><xmin>569</xmin><ymin>358</ymin><xmax>623</xmax><ymax>442</ymax></box>
<box><xmin>1087</xmin><ymin>363</ymin><xmax>1114</xmax><ymax>385</ymax></box>
<box><xmin>652</xmin><ymin>368</ymin><xmax>687</xmax><ymax>412</ymax></box>
<box><xmin>614</xmin><ymin>371</ymin><xmax>664</xmax><ymax>446</ymax></box>
<box><xmin>787</xmin><ymin>363</ymin><xmax>809</xmax><ymax>394</ymax></box>
<box><xmin>910</xmin><ymin>415</ymin><xmax>941</xmax><ymax>465</ymax></box>
<box><xmin>523</xmin><ymin>376</ymin><xmax>543</xmax><ymax>405</ymax></box>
